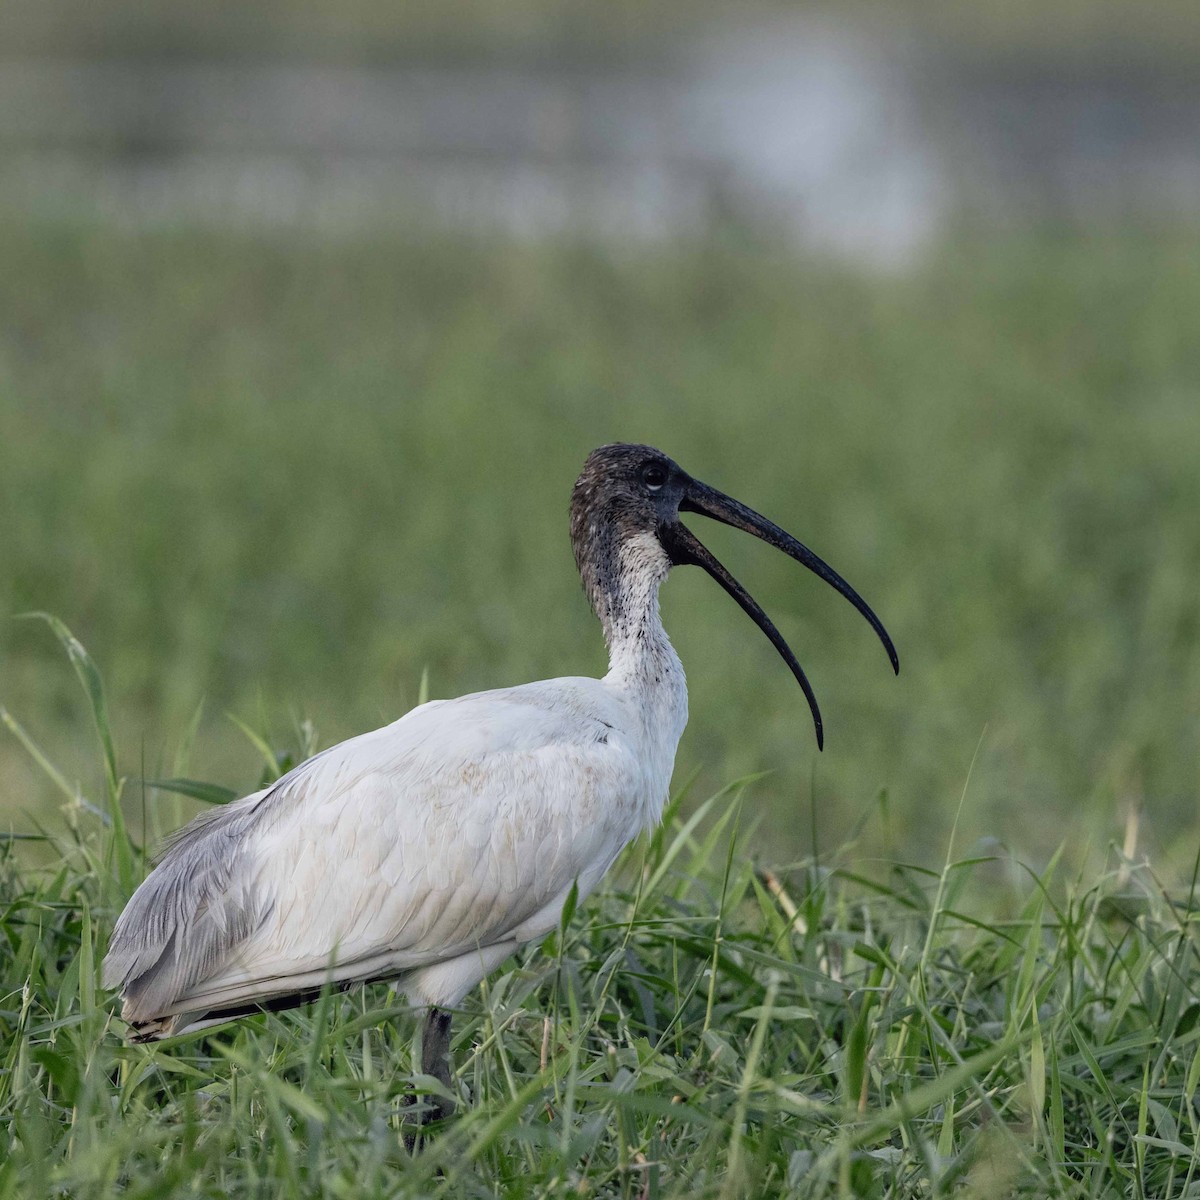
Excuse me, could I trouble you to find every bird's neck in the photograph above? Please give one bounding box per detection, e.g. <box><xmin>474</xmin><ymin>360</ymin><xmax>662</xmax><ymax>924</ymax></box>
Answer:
<box><xmin>581</xmin><ymin>529</ymin><xmax>688</xmax><ymax>830</ymax></box>
<box><xmin>591</xmin><ymin>533</ymin><xmax>687</xmax><ymax>715</ymax></box>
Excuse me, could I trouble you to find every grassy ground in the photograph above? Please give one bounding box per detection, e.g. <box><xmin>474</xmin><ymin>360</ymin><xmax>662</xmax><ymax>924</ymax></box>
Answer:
<box><xmin>2</xmin><ymin>220</ymin><xmax>1199</xmax><ymax>1195</ymax></box>
<box><xmin>2</xmin><ymin>629</ymin><xmax>1199</xmax><ymax>1198</ymax></box>
<box><xmin>2</xmin><ymin>224</ymin><xmax>1199</xmax><ymax>868</ymax></box>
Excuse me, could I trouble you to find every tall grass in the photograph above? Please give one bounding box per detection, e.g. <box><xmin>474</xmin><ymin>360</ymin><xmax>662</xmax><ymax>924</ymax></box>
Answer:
<box><xmin>3</xmin><ymin>626</ymin><xmax>1199</xmax><ymax>1198</ymax></box>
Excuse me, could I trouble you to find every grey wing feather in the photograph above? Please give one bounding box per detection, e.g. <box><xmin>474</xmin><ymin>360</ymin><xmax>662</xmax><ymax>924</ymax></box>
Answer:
<box><xmin>102</xmin><ymin>791</ymin><xmax>272</xmax><ymax>1026</ymax></box>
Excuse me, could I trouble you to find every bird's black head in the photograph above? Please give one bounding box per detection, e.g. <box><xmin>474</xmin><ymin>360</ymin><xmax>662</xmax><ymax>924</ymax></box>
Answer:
<box><xmin>570</xmin><ymin>443</ymin><xmax>692</xmax><ymax>551</ymax></box>
<box><xmin>571</xmin><ymin>442</ymin><xmax>898</xmax><ymax>749</ymax></box>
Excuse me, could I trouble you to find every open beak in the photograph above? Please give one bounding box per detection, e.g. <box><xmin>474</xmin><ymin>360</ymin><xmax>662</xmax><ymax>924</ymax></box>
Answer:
<box><xmin>659</xmin><ymin>478</ymin><xmax>899</xmax><ymax>750</ymax></box>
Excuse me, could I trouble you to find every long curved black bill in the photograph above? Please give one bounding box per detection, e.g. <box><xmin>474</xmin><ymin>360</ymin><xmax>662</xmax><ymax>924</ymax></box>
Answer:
<box><xmin>664</xmin><ymin>477</ymin><xmax>899</xmax><ymax>748</ymax></box>
<box><xmin>660</xmin><ymin>521</ymin><xmax>828</xmax><ymax>749</ymax></box>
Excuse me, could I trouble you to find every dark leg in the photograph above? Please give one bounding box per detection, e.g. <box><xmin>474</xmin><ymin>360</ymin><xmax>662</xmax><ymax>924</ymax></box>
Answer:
<box><xmin>403</xmin><ymin>1007</ymin><xmax>455</xmax><ymax>1151</ymax></box>
<box><xmin>420</xmin><ymin>1007</ymin><xmax>456</xmax><ymax>1123</ymax></box>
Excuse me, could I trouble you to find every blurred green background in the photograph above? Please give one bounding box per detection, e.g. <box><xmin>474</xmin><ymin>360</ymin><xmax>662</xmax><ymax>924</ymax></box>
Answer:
<box><xmin>1</xmin><ymin>0</ymin><xmax>1198</xmax><ymax>872</ymax></box>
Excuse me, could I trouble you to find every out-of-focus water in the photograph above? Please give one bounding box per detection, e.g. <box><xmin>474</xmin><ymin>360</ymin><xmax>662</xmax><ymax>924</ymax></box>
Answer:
<box><xmin>2</xmin><ymin>16</ymin><xmax>1198</xmax><ymax>265</ymax></box>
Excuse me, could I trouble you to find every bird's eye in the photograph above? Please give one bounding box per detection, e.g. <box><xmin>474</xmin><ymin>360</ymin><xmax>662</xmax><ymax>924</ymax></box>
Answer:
<box><xmin>641</xmin><ymin>463</ymin><xmax>668</xmax><ymax>492</ymax></box>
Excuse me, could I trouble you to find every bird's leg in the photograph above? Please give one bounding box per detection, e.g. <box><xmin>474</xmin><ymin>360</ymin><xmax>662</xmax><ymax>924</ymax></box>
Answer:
<box><xmin>403</xmin><ymin>1007</ymin><xmax>455</xmax><ymax>1150</ymax></box>
<box><xmin>421</xmin><ymin>1007</ymin><xmax>456</xmax><ymax>1123</ymax></box>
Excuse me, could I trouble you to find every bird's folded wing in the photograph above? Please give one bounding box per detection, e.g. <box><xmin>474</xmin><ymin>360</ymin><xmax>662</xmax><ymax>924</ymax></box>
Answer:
<box><xmin>103</xmin><ymin>682</ymin><xmax>641</xmax><ymax>1025</ymax></box>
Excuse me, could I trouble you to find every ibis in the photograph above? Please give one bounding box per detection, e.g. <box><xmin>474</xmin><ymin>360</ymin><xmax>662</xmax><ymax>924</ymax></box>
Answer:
<box><xmin>104</xmin><ymin>443</ymin><xmax>897</xmax><ymax>1123</ymax></box>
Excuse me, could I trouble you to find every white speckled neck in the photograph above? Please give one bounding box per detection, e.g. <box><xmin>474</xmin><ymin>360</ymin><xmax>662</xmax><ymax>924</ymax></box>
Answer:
<box><xmin>601</xmin><ymin>533</ymin><xmax>689</xmax><ymax>825</ymax></box>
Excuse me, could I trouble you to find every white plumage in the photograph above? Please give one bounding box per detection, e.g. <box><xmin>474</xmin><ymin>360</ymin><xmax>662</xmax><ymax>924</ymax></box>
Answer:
<box><xmin>111</xmin><ymin>670</ymin><xmax>684</xmax><ymax>1035</ymax></box>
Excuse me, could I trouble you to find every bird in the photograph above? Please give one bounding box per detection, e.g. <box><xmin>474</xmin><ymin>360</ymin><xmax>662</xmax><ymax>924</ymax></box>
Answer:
<box><xmin>103</xmin><ymin>442</ymin><xmax>897</xmax><ymax>1127</ymax></box>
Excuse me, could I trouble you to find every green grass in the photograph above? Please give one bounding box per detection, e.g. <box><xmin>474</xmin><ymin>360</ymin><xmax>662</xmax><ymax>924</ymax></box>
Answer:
<box><xmin>2</xmin><ymin>221</ymin><xmax>1200</xmax><ymax>1192</ymax></box>
<box><xmin>3</xmin><ymin>628</ymin><xmax>1200</xmax><ymax>1198</ymax></box>
<box><xmin>2</xmin><ymin>224</ymin><xmax>1199</xmax><ymax>867</ymax></box>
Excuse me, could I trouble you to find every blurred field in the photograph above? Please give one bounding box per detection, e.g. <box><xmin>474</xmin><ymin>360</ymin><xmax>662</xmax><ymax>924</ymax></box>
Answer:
<box><xmin>7</xmin><ymin>0</ymin><xmax>1200</xmax><ymax>59</ymax></box>
<box><xmin>2</xmin><ymin>223</ymin><xmax>1199</xmax><ymax>870</ymax></box>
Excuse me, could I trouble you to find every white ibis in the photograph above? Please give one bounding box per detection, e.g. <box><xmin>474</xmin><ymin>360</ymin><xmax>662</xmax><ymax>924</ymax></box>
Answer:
<box><xmin>103</xmin><ymin>443</ymin><xmax>897</xmax><ymax>1122</ymax></box>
